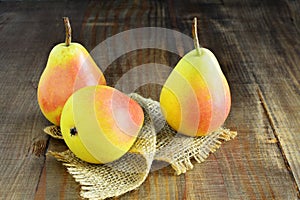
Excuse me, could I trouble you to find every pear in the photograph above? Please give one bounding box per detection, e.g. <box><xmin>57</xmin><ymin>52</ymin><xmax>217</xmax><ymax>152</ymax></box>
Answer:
<box><xmin>37</xmin><ymin>17</ymin><xmax>106</xmax><ymax>126</ymax></box>
<box><xmin>60</xmin><ymin>85</ymin><xmax>144</xmax><ymax>164</ymax></box>
<box><xmin>160</xmin><ymin>17</ymin><xmax>231</xmax><ymax>136</ymax></box>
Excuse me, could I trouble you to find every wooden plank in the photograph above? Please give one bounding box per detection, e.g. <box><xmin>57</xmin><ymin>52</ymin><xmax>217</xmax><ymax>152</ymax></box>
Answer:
<box><xmin>216</xmin><ymin>0</ymin><xmax>300</xmax><ymax>196</ymax></box>
<box><xmin>245</xmin><ymin>0</ymin><xmax>300</xmax><ymax>186</ymax></box>
<box><xmin>0</xmin><ymin>1</ymin><xmax>89</xmax><ymax>199</ymax></box>
<box><xmin>214</xmin><ymin>1</ymin><xmax>300</xmax><ymax>198</ymax></box>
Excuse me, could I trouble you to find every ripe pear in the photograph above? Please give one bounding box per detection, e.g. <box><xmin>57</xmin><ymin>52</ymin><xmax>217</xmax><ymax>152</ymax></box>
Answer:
<box><xmin>37</xmin><ymin>17</ymin><xmax>106</xmax><ymax>126</ymax></box>
<box><xmin>160</xmin><ymin>18</ymin><xmax>231</xmax><ymax>136</ymax></box>
<box><xmin>60</xmin><ymin>85</ymin><xmax>144</xmax><ymax>164</ymax></box>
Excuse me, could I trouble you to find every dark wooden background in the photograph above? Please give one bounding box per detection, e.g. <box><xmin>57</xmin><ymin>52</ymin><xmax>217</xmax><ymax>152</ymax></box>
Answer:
<box><xmin>1</xmin><ymin>0</ymin><xmax>300</xmax><ymax>199</ymax></box>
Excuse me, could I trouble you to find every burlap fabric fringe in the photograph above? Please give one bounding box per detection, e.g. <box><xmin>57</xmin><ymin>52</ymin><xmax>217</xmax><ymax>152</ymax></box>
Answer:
<box><xmin>44</xmin><ymin>93</ymin><xmax>237</xmax><ymax>199</ymax></box>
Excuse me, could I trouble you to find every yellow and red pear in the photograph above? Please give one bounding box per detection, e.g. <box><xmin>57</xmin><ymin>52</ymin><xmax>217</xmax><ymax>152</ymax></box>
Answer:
<box><xmin>60</xmin><ymin>85</ymin><xmax>144</xmax><ymax>164</ymax></box>
<box><xmin>37</xmin><ymin>17</ymin><xmax>106</xmax><ymax>126</ymax></box>
<box><xmin>160</xmin><ymin>18</ymin><xmax>231</xmax><ymax>136</ymax></box>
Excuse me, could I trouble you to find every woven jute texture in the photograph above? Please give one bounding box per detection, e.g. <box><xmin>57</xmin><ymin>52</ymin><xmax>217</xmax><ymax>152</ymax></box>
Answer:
<box><xmin>45</xmin><ymin>93</ymin><xmax>237</xmax><ymax>199</ymax></box>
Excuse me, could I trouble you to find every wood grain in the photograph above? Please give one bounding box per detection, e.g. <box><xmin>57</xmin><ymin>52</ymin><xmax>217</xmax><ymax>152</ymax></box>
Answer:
<box><xmin>0</xmin><ymin>1</ymin><xmax>88</xmax><ymax>199</ymax></box>
<box><xmin>0</xmin><ymin>0</ymin><xmax>300</xmax><ymax>199</ymax></box>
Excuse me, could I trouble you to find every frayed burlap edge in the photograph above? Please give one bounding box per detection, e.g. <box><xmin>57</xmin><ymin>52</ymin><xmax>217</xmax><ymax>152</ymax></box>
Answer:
<box><xmin>44</xmin><ymin>93</ymin><xmax>237</xmax><ymax>199</ymax></box>
<box><xmin>156</xmin><ymin>127</ymin><xmax>237</xmax><ymax>175</ymax></box>
<box><xmin>44</xmin><ymin>126</ymin><xmax>63</xmax><ymax>139</ymax></box>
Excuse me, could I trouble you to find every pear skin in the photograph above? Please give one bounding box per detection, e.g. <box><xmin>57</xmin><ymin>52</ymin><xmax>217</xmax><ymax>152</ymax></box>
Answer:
<box><xmin>160</xmin><ymin>18</ymin><xmax>231</xmax><ymax>136</ymax></box>
<box><xmin>60</xmin><ymin>85</ymin><xmax>144</xmax><ymax>164</ymax></box>
<box><xmin>37</xmin><ymin>17</ymin><xmax>106</xmax><ymax>125</ymax></box>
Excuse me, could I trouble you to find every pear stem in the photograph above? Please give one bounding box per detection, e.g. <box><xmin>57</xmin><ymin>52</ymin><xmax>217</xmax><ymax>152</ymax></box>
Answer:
<box><xmin>63</xmin><ymin>17</ymin><xmax>71</xmax><ymax>46</ymax></box>
<box><xmin>192</xmin><ymin>17</ymin><xmax>202</xmax><ymax>55</ymax></box>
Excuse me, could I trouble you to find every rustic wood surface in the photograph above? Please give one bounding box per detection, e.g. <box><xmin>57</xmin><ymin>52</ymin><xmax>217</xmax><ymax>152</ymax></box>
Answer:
<box><xmin>1</xmin><ymin>0</ymin><xmax>300</xmax><ymax>199</ymax></box>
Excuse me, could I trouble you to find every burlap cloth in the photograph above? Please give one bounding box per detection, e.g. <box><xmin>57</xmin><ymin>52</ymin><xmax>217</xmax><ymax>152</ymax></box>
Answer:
<box><xmin>44</xmin><ymin>93</ymin><xmax>237</xmax><ymax>199</ymax></box>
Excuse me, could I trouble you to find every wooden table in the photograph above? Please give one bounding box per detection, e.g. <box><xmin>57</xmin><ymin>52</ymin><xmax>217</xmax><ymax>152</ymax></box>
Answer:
<box><xmin>1</xmin><ymin>0</ymin><xmax>300</xmax><ymax>199</ymax></box>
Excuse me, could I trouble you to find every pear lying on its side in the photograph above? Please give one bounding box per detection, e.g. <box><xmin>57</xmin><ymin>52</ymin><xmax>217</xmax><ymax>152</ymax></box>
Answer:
<box><xmin>37</xmin><ymin>17</ymin><xmax>106</xmax><ymax>126</ymax></box>
<box><xmin>60</xmin><ymin>85</ymin><xmax>144</xmax><ymax>164</ymax></box>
